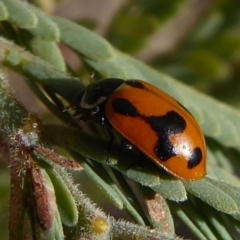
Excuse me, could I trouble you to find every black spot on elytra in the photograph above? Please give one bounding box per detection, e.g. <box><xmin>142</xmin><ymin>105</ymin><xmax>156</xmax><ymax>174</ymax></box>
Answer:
<box><xmin>112</xmin><ymin>99</ymin><xmax>203</xmax><ymax>167</ymax></box>
<box><xmin>145</xmin><ymin>111</ymin><xmax>186</xmax><ymax>161</ymax></box>
<box><xmin>154</xmin><ymin>134</ymin><xmax>176</xmax><ymax>161</ymax></box>
<box><xmin>112</xmin><ymin>98</ymin><xmax>140</xmax><ymax>117</ymax></box>
<box><xmin>188</xmin><ymin>147</ymin><xmax>202</xmax><ymax>169</ymax></box>
<box><xmin>145</xmin><ymin>111</ymin><xmax>186</xmax><ymax>135</ymax></box>
<box><xmin>125</xmin><ymin>80</ymin><xmax>145</xmax><ymax>89</ymax></box>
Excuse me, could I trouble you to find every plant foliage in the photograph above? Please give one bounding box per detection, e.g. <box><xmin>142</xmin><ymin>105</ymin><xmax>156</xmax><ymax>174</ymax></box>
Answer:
<box><xmin>0</xmin><ymin>0</ymin><xmax>240</xmax><ymax>239</ymax></box>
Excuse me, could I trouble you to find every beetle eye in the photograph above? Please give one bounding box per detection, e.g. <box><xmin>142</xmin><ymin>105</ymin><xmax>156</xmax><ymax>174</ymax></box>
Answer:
<box><xmin>91</xmin><ymin>106</ymin><xmax>100</xmax><ymax>115</ymax></box>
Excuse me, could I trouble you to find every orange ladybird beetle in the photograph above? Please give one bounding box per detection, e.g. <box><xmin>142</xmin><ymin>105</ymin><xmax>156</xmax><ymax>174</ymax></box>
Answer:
<box><xmin>74</xmin><ymin>78</ymin><xmax>206</xmax><ymax>180</ymax></box>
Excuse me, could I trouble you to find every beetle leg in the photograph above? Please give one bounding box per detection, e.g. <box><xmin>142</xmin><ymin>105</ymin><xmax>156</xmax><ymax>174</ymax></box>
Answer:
<box><xmin>119</xmin><ymin>139</ymin><xmax>144</xmax><ymax>172</ymax></box>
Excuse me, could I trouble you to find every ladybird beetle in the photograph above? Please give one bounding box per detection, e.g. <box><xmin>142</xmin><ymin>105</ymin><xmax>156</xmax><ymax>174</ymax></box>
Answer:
<box><xmin>74</xmin><ymin>78</ymin><xmax>206</xmax><ymax>180</ymax></box>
